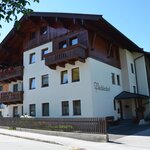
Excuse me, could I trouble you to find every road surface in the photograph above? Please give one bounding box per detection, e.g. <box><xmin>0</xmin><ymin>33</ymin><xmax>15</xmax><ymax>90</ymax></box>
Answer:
<box><xmin>0</xmin><ymin>134</ymin><xmax>68</xmax><ymax>150</ymax></box>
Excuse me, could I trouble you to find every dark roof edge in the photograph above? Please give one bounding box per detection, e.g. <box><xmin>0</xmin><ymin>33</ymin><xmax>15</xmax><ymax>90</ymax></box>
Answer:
<box><xmin>100</xmin><ymin>16</ymin><xmax>143</xmax><ymax>52</ymax></box>
<box><xmin>114</xmin><ymin>91</ymin><xmax>149</xmax><ymax>100</ymax></box>
<box><xmin>0</xmin><ymin>12</ymin><xmax>103</xmax><ymax>46</ymax></box>
<box><xmin>28</xmin><ymin>12</ymin><xmax>103</xmax><ymax>20</ymax></box>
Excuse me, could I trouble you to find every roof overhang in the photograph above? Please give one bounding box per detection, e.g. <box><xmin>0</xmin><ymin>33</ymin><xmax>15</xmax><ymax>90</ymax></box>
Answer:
<box><xmin>0</xmin><ymin>12</ymin><xmax>145</xmax><ymax>66</ymax></box>
<box><xmin>114</xmin><ymin>91</ymin><xmax>149</xmax><ymax>100</ymax></box>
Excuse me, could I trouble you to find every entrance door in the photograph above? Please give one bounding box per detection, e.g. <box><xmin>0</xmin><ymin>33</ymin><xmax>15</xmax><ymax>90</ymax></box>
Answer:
<box><xmin>13</xmin><ymin>106</ymin><xmax>18</xmax><ymax>117</ymax></box>
<box><xmin>122</xmin><ymin>100</ymin><xmax>133</xmax><ymax>119</ymax></box>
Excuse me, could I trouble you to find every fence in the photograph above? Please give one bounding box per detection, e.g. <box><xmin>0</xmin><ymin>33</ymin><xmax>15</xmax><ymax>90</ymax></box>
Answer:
<box><xmin>0</xmin><ymin>117</ymin><xmax>107</xmax><ymax>134</ymax></box>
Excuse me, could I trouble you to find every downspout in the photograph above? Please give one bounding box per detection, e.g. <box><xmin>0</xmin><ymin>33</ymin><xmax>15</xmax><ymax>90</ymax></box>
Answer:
<box><xmin>134</xmin><ymin>54</ymin><xmax>144</xmax><ymax>119</ymax></box>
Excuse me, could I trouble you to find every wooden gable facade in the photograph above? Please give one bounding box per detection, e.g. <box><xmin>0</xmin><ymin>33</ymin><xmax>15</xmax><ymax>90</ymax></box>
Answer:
<box><xmin>0</xmin><ymin>12</ymin><xmax>143</xmax><ymax>71</ymax></box>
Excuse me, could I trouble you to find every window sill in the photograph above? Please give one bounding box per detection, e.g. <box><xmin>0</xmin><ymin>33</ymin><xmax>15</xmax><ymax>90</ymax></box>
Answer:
<box><xmin>29</xmin><ymin>88</ymin><xmax>36</xmax><ymax>90</ymax></box>
<box><xmin>29</xmin><ymin>62</ymin><xmax>36</xmax><ymax>65</ymax></box>
<box><xmin>72</xmin><ymin>80</ymin><xmax>80</xmax><ymax>83</ymax></box>
<box><xmin>73</xmin><ymin>114</ymin><xmax>81</xmax><ymax>116</ymax></box>
<box><xmin>41</xmin><ymin>85</ymin><xmax>49</xmax><ymax>88</ymax></box>
<box><xmin>61</xmin><ymin>82</ymin><xmax>68</xmax><ymax>85</ymax></box>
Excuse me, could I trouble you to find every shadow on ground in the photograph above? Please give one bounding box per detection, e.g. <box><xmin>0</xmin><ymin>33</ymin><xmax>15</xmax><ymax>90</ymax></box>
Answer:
<box><xmin>108</xmin><ymin>120</ymin><xmax>150</xmax><ymax>141</ymax></box>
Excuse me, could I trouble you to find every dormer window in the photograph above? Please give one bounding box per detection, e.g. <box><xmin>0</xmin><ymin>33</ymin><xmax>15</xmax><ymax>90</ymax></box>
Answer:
<box><xmin>70</xmin><ymin>37</ymin><xmax>78</xmax><ymax>46</ymax></box>
<box><xmin>40</xmin><ymin>26</ymin><xmax>47</xmax><ymax>35</ymax></box>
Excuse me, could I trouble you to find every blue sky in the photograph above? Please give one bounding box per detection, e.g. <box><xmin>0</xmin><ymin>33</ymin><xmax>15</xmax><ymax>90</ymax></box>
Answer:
<box><xmin>0</xmin><ymin>0</ymin><xmax>150</xmax><ymax>51</ymax></box>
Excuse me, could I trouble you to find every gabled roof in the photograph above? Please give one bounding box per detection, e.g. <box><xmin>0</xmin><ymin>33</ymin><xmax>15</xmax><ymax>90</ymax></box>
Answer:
<box><xmin>114</xmin><ymin>91</ymin><xmax>149</xmax><ymax>100</ymax></box>
<box><xmin>0</xmin><ymin>12</ymin><xmax>143</xmax><ymax>51</ymax></box>
<box><xmin>0</xmin><ymin>12</ymin><xmax>145</xmax><ymax>66</ymax></box>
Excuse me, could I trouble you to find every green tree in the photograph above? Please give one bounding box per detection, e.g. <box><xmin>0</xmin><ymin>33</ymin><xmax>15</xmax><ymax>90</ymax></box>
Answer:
<box><xmin>0</xmin><ymin>0</ymin><xmax>39</xmax><ymax>28</ymax></box>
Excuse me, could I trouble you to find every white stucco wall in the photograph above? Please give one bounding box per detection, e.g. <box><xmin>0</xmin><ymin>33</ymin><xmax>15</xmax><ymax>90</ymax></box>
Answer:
<box><xmin>7</xmin><ymin>104</ymin><xmax>23</xmax><ymax>117</ymax></box>
<box><xmin>9</xmin><ymin>81</ymin><xmax>23</xmax><ymax>92</ymax></box>
<box><xmin>133</xmin><ymin>53</ymin><xmax>149</xmax><ymax>95</ymax></box>
<box><xmin>89</xmin><ymin>58</ymin><xmax>123</xmax><ymax>119</ymax></box>
<box><xmin>23</xmin><ymin>42</ymin><xmax>93</xmax><ymax>117</ymax></box>
<box><xmin>0</xmin><ymin>105</ymin><xmax>8</xmax><ymax>117</ymax></box>
<box><xmin>120</xmin><ymin>49</ymin><xmax>137</xmax><ymax>92</ymax></box>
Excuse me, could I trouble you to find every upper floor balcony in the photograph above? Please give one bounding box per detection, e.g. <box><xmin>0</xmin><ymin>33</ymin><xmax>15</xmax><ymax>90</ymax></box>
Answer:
<box><xmin>0</xmin><ymin>66</ymin><xmax>23</xmax><ymax>83</ymax></box>
<box><xmin>45</xmin><ymin>44</ymin><xmax>87</xmax><ymax>69</ymax></box>
<box><xmin>0</xmin><ymin>91</ymin><xmax>23</xmax><ymax>105</ymax></box>
<box><xmin>45</xmin><ymin>30</ymin><xmax>88</xmax><ymax>69</ymax></box>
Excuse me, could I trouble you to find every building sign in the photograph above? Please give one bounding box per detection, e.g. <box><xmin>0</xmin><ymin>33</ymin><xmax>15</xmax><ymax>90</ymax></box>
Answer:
<box><xmin>94</xmin><ymin>82</ymin><xmax>110</xmax><ymax>92</ymax></box>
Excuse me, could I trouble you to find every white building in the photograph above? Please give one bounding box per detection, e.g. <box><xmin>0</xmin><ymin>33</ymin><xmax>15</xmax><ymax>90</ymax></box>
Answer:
<box><xmin>0</xmin><ymin>12</ymin><xmax>149</xmax><ymax>121</ymax></box>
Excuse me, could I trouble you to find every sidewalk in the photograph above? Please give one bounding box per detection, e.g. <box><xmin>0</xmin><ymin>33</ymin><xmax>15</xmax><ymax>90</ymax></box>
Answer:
<box><xmin>0</xmin><ymin>127</ymin><xmax>150</xmax><ymax>150</ymax></box>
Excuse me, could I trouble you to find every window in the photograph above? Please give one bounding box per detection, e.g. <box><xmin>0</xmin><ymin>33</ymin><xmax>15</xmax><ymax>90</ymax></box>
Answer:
<box><xmin>131</xmin><ymin>63</ymin><xmax>134</xmax><ymax>74</ymax></box>
<box><xmin>29</xmin><ymin>78</ymin><xmax>36</xmax><ymax>89</ymax></box>
<box><xmin>72</xmin><ymin>68</ymin><xmax>80</xmax><ymax>82</ymax></box>
<box><xmin>61</xmin><ymin>70</ymin><xmax>68</xmax><ymax>84</ymax></box>
<box><xmin>13</xmin><ymin>84</ymin><xmax>18</xmax><ymax>92</ymax></box>
<box><xmin>42</xmin><ymin>103</ymin><xmax>49</xmax><ymax>116</ymax></box>
<box><xmin>42</xmin><ymin>74</ymin><xmax>49</xmax><ymax>87</ymax></box>
<box><xmin>30</xmin><ymin>32</ymin><xmax>36</xmax><ymax>40</ymax></box>
<box><xmin>41</xmin><ymin>48</ymin><xmax>49</xmax><ymax>60</ymax></box>
<box><xmin>29</xmin><ymin>53</ymin><xmax>35</xmax><ymax>64</ymax></box>
<box><xmin>59</xmin><ymin>41</ymin><xmax>67</xmax><ymax>49</ymax></box>
<box><xmin>13</xmin><ymin>106</ymin><xmax>18</xmax><ymax>117</ymax></box>
<box><xmin>40</xmin><ymin>26</ymin><xmax>47</xmax><ymax>35</ymax></box>
<box><xmin>73</xmin><ymin>100</ymin><xmax>81</xmax><ymax>115</ymax></box>
<box><xmin>0</xmin><ymin>111</ymin><xmax>2</xmax><ymax>117</ymax></box>
<box><xmin>21</xmin><ymin>106</ymin><xmax>23</xmax><ymax>115</ymax></box>
<box><xmin>111</xmin><ymin>73</ymin><xmax>115</xmax><ymax>85</ymax></box>
<box><xmin>116</xmin><ymin>75</ymin><xmax>120</xmax><ymax>86</ymax></box>
<box><xmin>29</xmin><ymin>104</ymin><xmax>36</xmax><ymax>117</ymax></box>
<box><xmin>70</xmin><ymin>37</ymin><xmax>78</xmax><ymax>46</ymax></box>
<box><xmin>0</xmin><ymin>85</ymin><xmax>3</xmax><ymax>92</ymax></box>
<box><xmin>62</xmin><ymin>101</ymin><xmax>69</xmax><ymax>116</ymax></box>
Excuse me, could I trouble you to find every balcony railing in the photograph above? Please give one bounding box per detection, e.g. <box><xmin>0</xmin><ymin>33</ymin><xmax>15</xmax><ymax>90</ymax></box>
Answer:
<box><xmin>0</xmin><ymin>91</ymin><xmax>23</xmax><ymax>105</ymax></box>
<box><xmin>45</xmin><ymin>44</ymin><xmax>87</xmax><ymax>69</ymax></box>
<box><xmin>0</xmin><ymin>66</ymin><xmax>23</xmax><ymax>82</ymax></box>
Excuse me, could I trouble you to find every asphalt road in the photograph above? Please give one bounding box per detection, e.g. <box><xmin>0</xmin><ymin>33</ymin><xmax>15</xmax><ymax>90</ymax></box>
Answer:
<box><xmin>0</xmin><ymin>134</ymin><xmax>68</xmax><ymax>150</ymax></box>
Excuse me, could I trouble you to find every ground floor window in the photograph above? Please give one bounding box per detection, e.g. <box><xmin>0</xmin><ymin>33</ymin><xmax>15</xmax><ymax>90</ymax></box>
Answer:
<box><xmin>0</xmin><ymin>111</ymin><xmax>2</xmax><ymax>117</ymax></box>
<box><xmin>73</xmin><ymin>100</ymin><xmax>81</xmax><ymax>115</ymax></box>
<box><xmin>29</xmin><ymin>104</ymin><xmax>36</xmax><ymax>117</ymax></box>
<box><xmin>21</xmin><ymin>106</ymin><xmax>23</xmax><ymax>115</ymax></box>
<box><xmin>42</xmin><ymin>103</ymin><xmax>49</xmax><ymax>116</ymax></box>
<box><xmin>13</xmin><ymin>106</ymin><xmax>18</xmax><ymax>117</ymax></box>
<box><xmin>62</xmin><ymin>101</ymin><xmax>69</xmax><ymax>116</ymax></box>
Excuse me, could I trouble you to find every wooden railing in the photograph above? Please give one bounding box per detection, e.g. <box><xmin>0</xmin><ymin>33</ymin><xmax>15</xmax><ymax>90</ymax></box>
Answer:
<box><xmin>45</xmin><ymin>44</ymin><xmax>87</xmax><ymax>69</ymax></box>
<box><xmin>0</xmin><ymin>66</ymin><xmax>23</xmax><ymax>82</ymax></box>
<box><xmin>0</xmin><ymin>91</ymin><xmax>23</xmax><ymax>105</ymax></box>
<box><xmin>0</xmin><ymin>117</ymin><xmax>107</xmax><ymax>134</ymax></box>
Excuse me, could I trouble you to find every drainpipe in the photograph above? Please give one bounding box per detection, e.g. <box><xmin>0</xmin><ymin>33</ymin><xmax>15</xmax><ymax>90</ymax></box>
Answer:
<box><xmin>134</xmin><ymin>54</ymin><xmax>144</xmax><ymax>119</ymax></box>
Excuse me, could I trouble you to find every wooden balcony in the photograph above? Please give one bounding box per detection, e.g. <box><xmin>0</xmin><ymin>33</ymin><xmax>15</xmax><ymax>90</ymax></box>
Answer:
<box><xmin>0</xmin><ymin>91</ymin><xmax>23</xmax><ymax>105</ymax></box>
<box><xmin>0</xmin><ymin>66</ymin><xmax>23</xmax><ymax>83</ymax></box>
<box><xmin>45</xmin><ymin>44</ymin><xmax>87</xmax><ymax>69</ymax></box>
